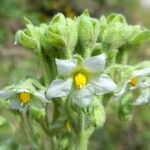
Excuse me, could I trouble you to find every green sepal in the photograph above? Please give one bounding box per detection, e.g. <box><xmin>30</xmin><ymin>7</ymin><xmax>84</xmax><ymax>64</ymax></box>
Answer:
<box><xmin>118</xmin><ymin>94</ymin><xmax>133</xmax><ymax>121</ymax></box>
<box><xmin>29</xmin><ymin>106</ymin><xmax>46</xmax><ymax>122</ymax></box>
<box><xmin>87</xmin><ymin>97</ymin><xmax>105</xmax><ymax>128</ymax></box>
<box><xmin>105</xmin><ymin>65</ymin><xmax>133</xmax><ymax>91</ymax></box>
<box><xmin>15</xmin><ymin>30</ymin><xmax>40</xmax><ymax>52</ymax></box>
<box><xmin>129</xmin><ymin>29</ymin><xmax>150</xmax><ymax>46</ymax></box>
<box><xmin>106</xmin><ymin>13</ymin><xmax>126</xmax><ymax>24</ymax></box>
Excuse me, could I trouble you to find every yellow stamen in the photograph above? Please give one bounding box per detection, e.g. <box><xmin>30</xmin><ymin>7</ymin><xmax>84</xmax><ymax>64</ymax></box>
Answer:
<box><xmin>19</xmin><ymin>92</ymin><xmax>31</xmax><ymax>104</ymax></box>
<box><xmin>74</xmin><ymin>72</ymin><xmax>87</xmax><ymax>89</ymax></box>
<box><xmin>129</xmin><ymin>77</ymin><xmax>138</xmax><ymax>87</ymax></box>
<box><xmin>64</xmin><ymin>120</ymin><xmax>72</xmax><ymax>132</ymax></box>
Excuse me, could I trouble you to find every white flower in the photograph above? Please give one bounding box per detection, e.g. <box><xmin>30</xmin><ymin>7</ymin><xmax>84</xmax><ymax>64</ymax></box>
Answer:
<box><xmin>0</xmin><ymin>84</ymin><xmax>47</xmax><ymax>111</ymax></box>
<box><xmin>116</xmin><ymin>67</ymin><xmax>150</xmax><ymax>105</ymax></box>
<box><xmin>46</xmin><ymin>54</ymin><xmax>117</xmax><ymax>107</ymax></box>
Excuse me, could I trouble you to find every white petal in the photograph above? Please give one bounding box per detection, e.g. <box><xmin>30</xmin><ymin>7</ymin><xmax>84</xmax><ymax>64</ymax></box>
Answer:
<box><xmin>91</xmin><ymin>74</ymin><xmax>117</xmax><ymax>95</ymax></box>
<box><xmin>11</xmin><ymin>99</ymin><xmax>22</xmax><ymax>110</ymax></box>
<box><xmin>30</xmin><ymin>98</ymin><xmax>44</xmax><ymax>108</ymax></box>
<box><xmin>14</xmin><ymin>89</ymin><xmax>30</xmax><ymax>93</ymax></box>
<box><xmin>0</xmin><ymin>90</ymin><xmax>16</xmax><ymax>99</ymax></box>
<box><xmin>139</xmin><ymin>81</ymin><xmax>150</xmax><ymax>88</ymax></box>
<box><xmin>71</xmin><ymin>86</ymin><xmax>93</xmax><ymax>107</ymax></box>
<box><xmin>133</xmin><ymin>88</ymin><xmax>150</xmax><ymax>105</ymax></box>
<box><xmin>33</xmin><ymin>91</ymin><xmax>48</xmax><ymax>102</ymax></box>
<box><xmin>84</xmin><ymin>54</ymin><xmax>106</xmax><ymax>72</ymax></box>
<box><xmin>46</xmin><ymin>78</ymin><xmax>72</xmax><ymax>98</ymax></box>
<box><xmin>56</xmin><ymin>58</ymin><xmax>77</xmax><ymax>75</ymax></box>
<box><xmin>132</xmin><ymin>67</ymin><xmax>150</xmax><ymax>77</ymax></box>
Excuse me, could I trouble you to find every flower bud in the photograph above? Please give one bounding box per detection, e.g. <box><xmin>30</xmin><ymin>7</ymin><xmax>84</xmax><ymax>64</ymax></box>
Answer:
<box><xmin>76</xmin><ymin>10</ymin><xmax>99</xmax><ymax>57</ymax></box>
<box><xmin>102</xmin><ymin>22</ymin><xmax>133</xmax><ymax>49</ymax></box>
<box><xmin>44</xmin><ymin>13</ymin><xmax>78</xmax><ymax>58</ymax></box>
<box><xmin>15</xmin><ymin>29</ymin><xmax>40</xmax><ymax>51</ymax></box>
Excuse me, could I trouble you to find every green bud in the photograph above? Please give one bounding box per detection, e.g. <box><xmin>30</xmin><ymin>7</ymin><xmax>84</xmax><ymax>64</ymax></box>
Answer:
<box><xmin>98</xmin><ymin>13</ymin><xmax>126</xmax><ymax>42</ymax></box>
<box><xmin>15</xmin><ymin>20</ymin><xmax>41</xmax><ymax>53</ymax></box>
<box><xmin>44</xmin><ymin>13</ymin><xmax>78</xmax><ymax>58</ymax></box>
<box><xmin>98</xmin><ymin>15</ymin><xmax>107</xmax><ymax>41</ymax></box>
<box><xmin>106</xmin><ymin>13</ymin><xmax>126</xmax><ymax>24</ymax></box>
<box><xmin>29</xmin><ymin>106</ymin><xmax>45</xmax><ymax>122</ymax></box>
<box><xmin>88</xmin><ymin>97</ymin><xmax>105</xmax><ymax>128</ymax></box>
<box><xmin>76</xmin><ymin>10</ymin><xmax>99</xmax><ymax>57</ymax></box>
<box><xmin>15</xmin><ymin>29</ymin><xmax>40</xmax><ymax>51</ymax></box>
<box><xmin>102</xmin><ymin>22</ymin><xmax>133</xmax><ymax>49</ymax></box>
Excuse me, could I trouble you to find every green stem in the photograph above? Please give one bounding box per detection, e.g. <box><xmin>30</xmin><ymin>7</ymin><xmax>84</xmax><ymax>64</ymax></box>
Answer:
<box><xmin>117</xmin><ymin>48</ymin><xmax>128</xmax><ymax>64</ymax></box>
<box><xmin>78</xmin><ymin>110</ymin><xmax>87</xmax><ymax>150</ymax></box>
<box><xmin>107</xmin><ymin>49</ymin><xmax>118</xmax><ymax>66</ymax></box>
<box><xmin>38</xmin><ymin>52</ymin><xmax>50</xmax><ymax>87</ymax></box>
<box><xmin>121</xmin><ymin>49</ymin><xmax>128</xmax><ymax>64</ymax></box>
<box><xmin>83</xmin><ymin>48</ymin><xmax>91</xmax><ymax>58</ymax></box>
<box><xmin>21</xmin><ymin>112</ymin><xmax>38</xmax><ymax>148</ymax></box>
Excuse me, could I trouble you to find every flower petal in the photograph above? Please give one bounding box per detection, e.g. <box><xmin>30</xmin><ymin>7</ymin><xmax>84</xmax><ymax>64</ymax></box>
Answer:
<box><xmin>71</xmin><ymin>86</ymin><xmax>93</xmax><ymax>107</ymax></box>
<box><xmin>132</xmin><ymin>67</ymin><xmax>150</xmax><ymax>77</ymax></box>
<box><xmin>0</xmin><ymin>90</ymin><xmax>16</xmax><ymax>100</ymax></box>
<box><xmin>11</xmin><ymin>99</ymin><xmax>23</xmax><ymax>110</ymax></box>
<box><xmin>46</xmin><ymin>78</ymin><xmax>72</xmax><ymax>98</ymax></box>
<box><xmin>14</xmin><ymin>89</ymin><xmax>30</xmax><ymax>93</ymax></box>
<box><xmin>30</xmin><ymin>97</ymin><xmax>45</xmax><ymax>108</ymax></box>
<box><xmin>84</xmin><ymin>54</ymin><xmax>106</xmax><ymax>72</ymax></box>
<box><xmin>56</xmin><ymin>58</ymin><xmax>77</xmax><ymax>75</ymax></box>
<box><xmin>133</xmin><ymin>88</ymin><xmax>150</xmax><ymax>105</ymax></box>
<box><xmin>139</xmin><ymin>81</ymin><xmax>150</xmax><ymax>88</ymax></box>
<box><xmin>33</xmin><ymin>91</ymin><xmax>48</xmax><ymax>102</ymax></box>
<box><xmin>91</xmin><ymin>74</ymin><xmax>117</xmax><ymax>95</ymax></box>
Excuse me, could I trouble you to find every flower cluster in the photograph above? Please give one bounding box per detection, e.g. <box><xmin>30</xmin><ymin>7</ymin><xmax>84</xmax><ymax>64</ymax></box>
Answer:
<box><xmin>0</xmin><ymin>10</ymin><xmax>150</xmax><ymax>149</ymax></box>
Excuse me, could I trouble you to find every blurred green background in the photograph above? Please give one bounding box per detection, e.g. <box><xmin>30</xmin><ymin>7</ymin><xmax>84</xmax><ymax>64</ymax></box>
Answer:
<box><xmin>0</xmin><ymin>0</ymin><xmax>150</xmax><ymax>149</ymax></box>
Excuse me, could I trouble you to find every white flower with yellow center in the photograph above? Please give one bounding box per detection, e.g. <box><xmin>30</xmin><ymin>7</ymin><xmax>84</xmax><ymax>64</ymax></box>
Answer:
<box><xmin>0</xmin><ymin>86</ymin><xmax>47</xmax><ymax>111</ymax></box>
<box><xmin>116</xmin><ymin>67</ymin><xmax>150</xmax><ymax>105</ymax></box>
<box><xmin>46</xmin><ymin>54</ymin><xmax>117</xmax><ymax>107</ymax></box>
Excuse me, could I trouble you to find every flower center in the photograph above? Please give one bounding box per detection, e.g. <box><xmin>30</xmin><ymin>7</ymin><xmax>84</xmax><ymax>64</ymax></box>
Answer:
<box><xmin>74</xmin><ymin>72</ymin><xmax>87</xmax><ymax>89</ymax></box>
<box><xmin>129</xmin><ymin>77</ymin><xmax>138</xmax><ymax>86</ymax></box>
<box><xmin>19</xmin><ymin>92</ymin><xmax>31</xmax><ymax>104</ymax></box>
